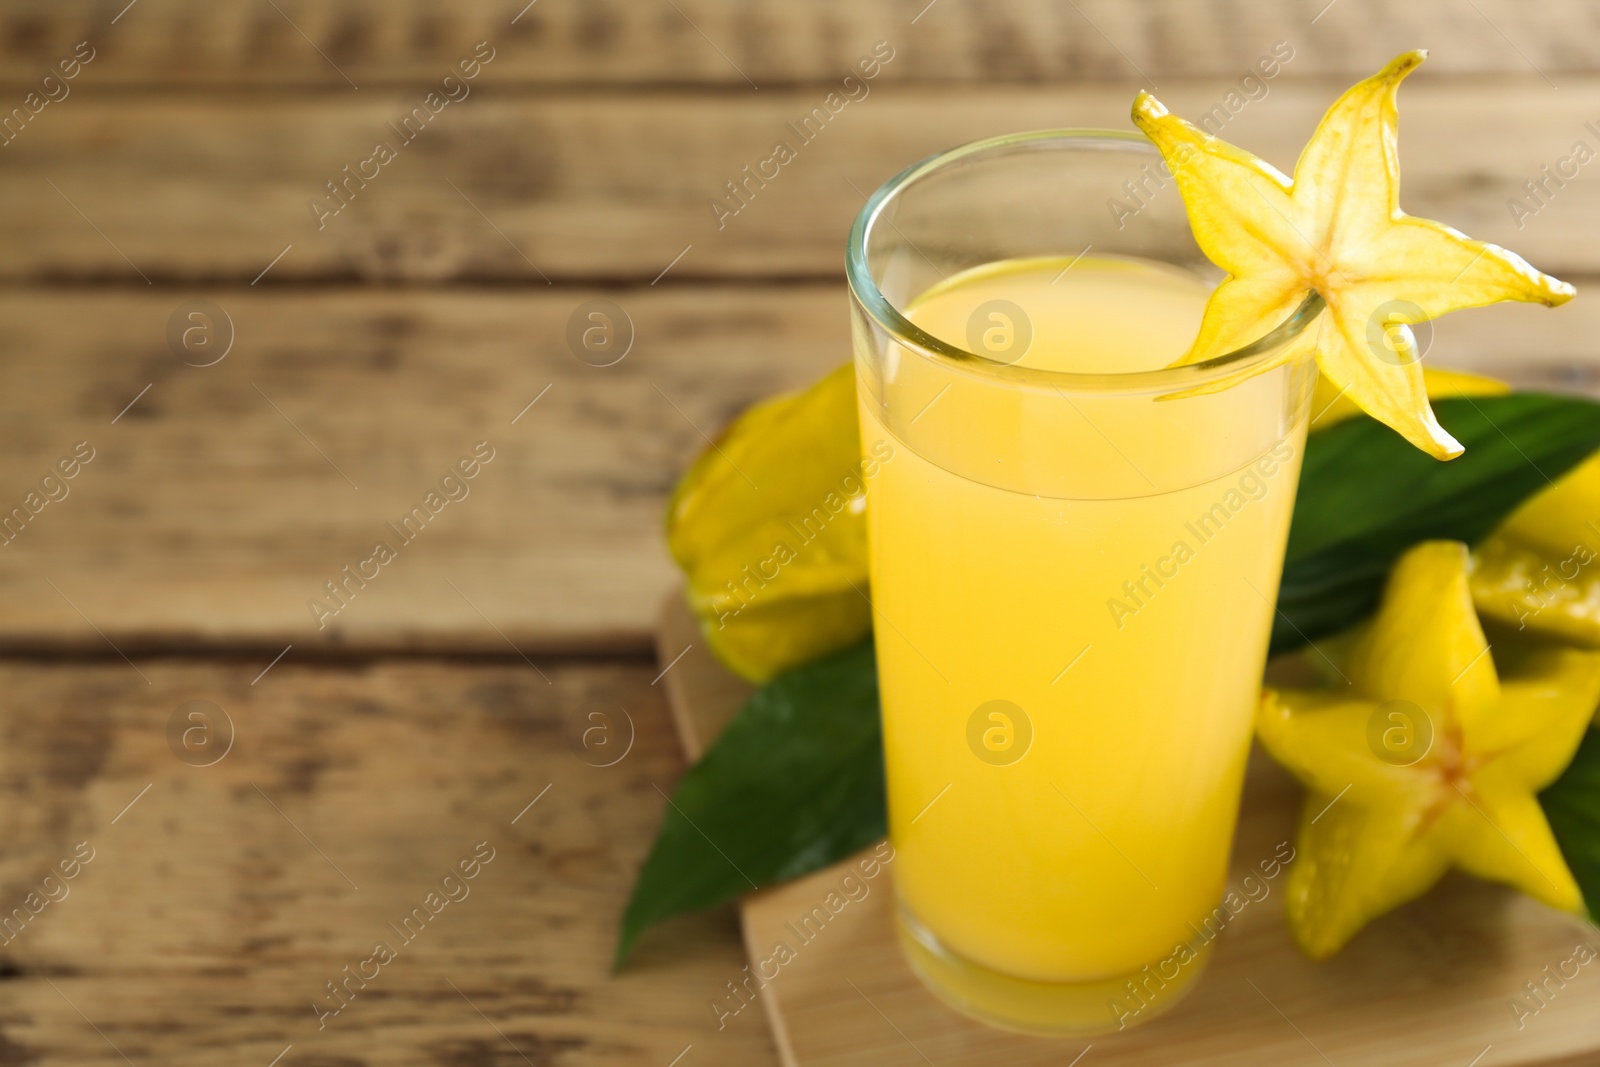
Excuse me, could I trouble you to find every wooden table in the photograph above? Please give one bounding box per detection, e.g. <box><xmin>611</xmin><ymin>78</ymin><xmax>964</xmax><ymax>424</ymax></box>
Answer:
<box><xmin>0</xmin><ymin>2</ymin><xmax>1594</xmax><ymax>1062</ymax></box>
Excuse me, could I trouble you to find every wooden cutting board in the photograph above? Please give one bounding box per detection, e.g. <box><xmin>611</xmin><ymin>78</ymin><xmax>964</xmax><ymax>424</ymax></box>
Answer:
<box><xmin>656</xmin><ymin>596</ymin><xmax>1600</xmax><ymax>1066</ymax></box>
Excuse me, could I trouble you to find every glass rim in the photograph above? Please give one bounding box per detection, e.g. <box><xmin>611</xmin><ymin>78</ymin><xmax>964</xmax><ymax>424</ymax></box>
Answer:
<box><xmin>845</xmin><ymin>128</ymin><xmax>1323</xmax><ymax>394</ymax></box>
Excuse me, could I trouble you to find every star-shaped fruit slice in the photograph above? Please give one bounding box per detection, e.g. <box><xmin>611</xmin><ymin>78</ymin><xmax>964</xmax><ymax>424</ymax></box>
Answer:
<box><xmin>1133</xmin><ymin>51</ymin><xmax>1574</xmax><ymax>459</ymax></box>
<box><xmin>1258</xmin><ymin>540</ymin><xmax>1600</xmax><ymax>958</ymax></box>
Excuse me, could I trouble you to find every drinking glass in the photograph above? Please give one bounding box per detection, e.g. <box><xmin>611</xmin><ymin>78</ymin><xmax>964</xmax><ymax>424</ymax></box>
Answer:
<box><xmin>847</xmin><ymin>130</ymin><xmax>1320</xmax><ymax>1034</ymax></box>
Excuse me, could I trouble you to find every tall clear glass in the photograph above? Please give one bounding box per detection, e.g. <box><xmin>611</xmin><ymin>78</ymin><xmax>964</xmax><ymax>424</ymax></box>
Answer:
<box><xmin>847</xmin><ymin>131</ymin><xmax>1319</xmax><ymax>1035</ymax></box>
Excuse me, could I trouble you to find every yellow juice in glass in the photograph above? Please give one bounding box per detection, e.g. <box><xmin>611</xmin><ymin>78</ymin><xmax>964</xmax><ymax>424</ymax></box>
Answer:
<box><xmin>857</xmin><ymin>255</ymin><xmax>1309</xmax><ymax>1031</ymax></box>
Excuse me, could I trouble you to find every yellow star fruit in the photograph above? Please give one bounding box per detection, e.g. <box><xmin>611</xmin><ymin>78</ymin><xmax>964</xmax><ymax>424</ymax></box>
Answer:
<box><xmin>1306</xmin><ymin>366</ymin><xmax>1600</xmax><ymax>646</ymax></box>
<box><xmin>1471</xmin><ymin>449</ymin><xmax>1600</xmax><ymax>644</ymax></box>
<box><xmin>665</xmin><ymin>364</ymin><xmax>875</xmax><ymax>682</ymax></box>
<box><xmin>1308</xmin><ymin>364</ymin><xmax>1600</xmax><ymax>646</ymax></box>
<box><xmin>1259</xmin><ymin>541</ymin><xmax>1600</xmax><ymax>958</ymax></box>
<box><xmin>1133</xmin><ymin>51</ymin><xmax>1574</xmax><ymax>460</ymax></box>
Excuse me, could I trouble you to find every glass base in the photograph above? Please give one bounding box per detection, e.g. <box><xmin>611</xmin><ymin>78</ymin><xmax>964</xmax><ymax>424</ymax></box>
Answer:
<box><xmin>896</xmin><ymin>904</ymin><xmax>1214</xmax><ymax>1037</ymax></box>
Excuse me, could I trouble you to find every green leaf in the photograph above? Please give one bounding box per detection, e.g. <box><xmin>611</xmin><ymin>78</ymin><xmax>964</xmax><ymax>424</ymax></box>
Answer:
<box><xmin>1541</xmin><ymin>727</ymin><xmax>1600</xmax><ymax>923</ymax></box>
<box><xmin>614</xmin><ymin>639</ymin><xmax>883</xmax><ymax>968</ymax></box>
<box><xmin>1274</xmin><ymin>393</ymin><xmax>1600</xmax><ymax>655</ymax></box>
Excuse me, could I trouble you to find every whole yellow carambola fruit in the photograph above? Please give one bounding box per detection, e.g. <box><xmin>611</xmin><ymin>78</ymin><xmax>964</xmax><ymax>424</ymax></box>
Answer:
<box><xmin>666</xmin><ymin>364</ymin><xmax>882</xmax><ymax>682</ymax></box>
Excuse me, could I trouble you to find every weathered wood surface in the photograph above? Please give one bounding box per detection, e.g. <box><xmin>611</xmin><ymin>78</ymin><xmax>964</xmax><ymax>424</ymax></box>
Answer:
<box><xmin>0</xmin><ymin>0</ymin><xmax>1593</xmax><ymax>88</ymax></box>
<box><xmin>0</xmin><ymin>658</ymin><xmax>776</xmax><ymax>1066</ymax></box>
<box><xmin>1</xmin><ymin>79</ymin><xmax>1594</xmax><ymax>283</ymax></box>
<box><xmin>0</xmin><ymin>286</ymin><xmax>848</xmax><ymax>654</ymax></box>
<box><xmin>660</xmin><ymin>599</ymin><xmax>1600</xmax><ymax>1067</ymax></box>
<box><xmin>1</xmin><ymin>287</ymin><xmax>1593</xmax><ymax>655</ymax></box>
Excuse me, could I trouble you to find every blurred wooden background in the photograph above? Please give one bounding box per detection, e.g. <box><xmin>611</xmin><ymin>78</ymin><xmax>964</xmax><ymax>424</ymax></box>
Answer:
<box><xmin>0</xmin><ymin>1</ymin><xmax>1592</xmax><ymax>1063</ymax></box>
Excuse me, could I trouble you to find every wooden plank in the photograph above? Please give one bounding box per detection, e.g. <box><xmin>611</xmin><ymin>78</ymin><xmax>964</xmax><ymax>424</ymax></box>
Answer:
<box><xmin>659</xmin><ymin>597</ymin><xmax>1600</xmax><ymax>1067</ymax></box>
<box><xmin>5</xmin><ymin>79</ymin><xmax>1600</xmax><ymax>283</ymax></box>
<box><xmin>0</xmin><ymin>658</ymin><xmax>777</xmax><ymax>1065</ymax></box>
<box><xmin>1</xmin><ymin>0</ymin><xmax>1594</xmax><ymax>89</ymax></box>
<box><xmin>0</xmin><ymin>286</ymin><xmax>1595</xmax><ymax>654</ymax></box>
<box><xmin>0</xmin><ymin>286</ymin><xmax>845</xmax><ymax>654</ymax></box>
